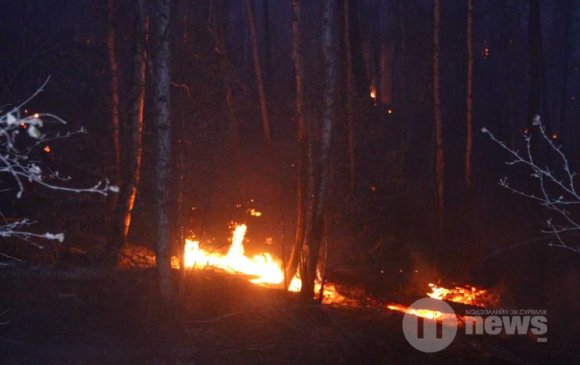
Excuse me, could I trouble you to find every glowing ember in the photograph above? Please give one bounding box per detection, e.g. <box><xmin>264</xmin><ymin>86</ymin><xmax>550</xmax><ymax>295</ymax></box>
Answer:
<box><xmin>369</xmin><ymin>85</ymin><xmax>377</xmax><ymax>103</ymax></box>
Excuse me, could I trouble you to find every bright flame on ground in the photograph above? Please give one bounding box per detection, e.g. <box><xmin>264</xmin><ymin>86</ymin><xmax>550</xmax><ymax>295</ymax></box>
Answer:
<box><xmin>386</xmin><ymin>304</ymin><xmax>457</xmax><ymax>322</ymax></box>
<box><xmin>387</xmin><ymin>283</ymin><xmax>498</xmax><ymax>321</ymax></box>
<box><xmin>184</xmin><ymin>224</ymin><xmax>283</xmax><ymax>285</ymax></box>
<box><xmin>427</xmin><ymin>283</ymin><xmax>498</xmax><ymax>307</ymax></box>
<box><xmin>183</xmin><ymin>224</ymin><xmax>347</xmax><ymax>304</ymax></box>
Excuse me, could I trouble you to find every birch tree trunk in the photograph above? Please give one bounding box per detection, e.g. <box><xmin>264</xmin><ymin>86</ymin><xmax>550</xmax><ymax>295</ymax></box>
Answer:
<box><xmin>107</xmin><ymin>0</ymin><xmax>147</xmax><ymax>263</ymax></box>
<box><xmin>152</xmin><ymin>0</ymin><xmax>173</xmax><ymax>304</ymax></box>
<box><xmin>465</xmin><ymin>0</ymin><xmax>473</xmax><ymax>194</ymax></box>
<box><xmin>301</xmin><ymin>0</ymin><xmax>337</xmax><ymax>300</ymax></box>
<box><xmin>433</xmin><ymin>0</ymin><xmax>444</xmax><ymax>238</ymax></box>
<box><xmin>244</xmin><ymin>0</ymin><xmax>271</xmax><ymax>146</ymax></box>
<box><xmin>286</xmin><ymin>0</ymin><xmax>308</xmax><ymax>286</ymax></box>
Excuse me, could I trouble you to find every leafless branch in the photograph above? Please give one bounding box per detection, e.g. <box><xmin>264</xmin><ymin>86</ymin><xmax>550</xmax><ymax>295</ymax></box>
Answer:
<box><xmin>482</xmin><ymin>115</ymin><xmax>580</xmax><ymax>254</ymax></box>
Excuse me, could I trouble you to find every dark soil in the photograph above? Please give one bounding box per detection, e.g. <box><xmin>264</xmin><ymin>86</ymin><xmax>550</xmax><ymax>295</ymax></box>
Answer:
<box><xmin>0</xmin><ymin>265</ymin><xmax>577</xmax><ymax>365</ymax></box>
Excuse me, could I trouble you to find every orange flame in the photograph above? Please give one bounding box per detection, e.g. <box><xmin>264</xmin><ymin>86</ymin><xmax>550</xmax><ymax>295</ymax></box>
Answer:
<box><xmin>184</xmin><ymin>224</ymin><xmax>284</xmax><ymax>285</ymax></box>
<box><xmin>183</xmin><ymin>224</ymin><xmax>347</xmax><ymax>304</ymax></box>
<box><xmin>387</xmin><ymin>283</ymin><xmax>498</xmax><ymax>321</ymax></box>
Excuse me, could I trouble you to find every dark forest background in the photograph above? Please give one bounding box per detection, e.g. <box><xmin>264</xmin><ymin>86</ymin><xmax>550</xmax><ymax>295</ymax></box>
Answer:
<box><xmin>1</xmin><ymin>0</ymin><xmax>579</xmax><ymax>281</ymax></box>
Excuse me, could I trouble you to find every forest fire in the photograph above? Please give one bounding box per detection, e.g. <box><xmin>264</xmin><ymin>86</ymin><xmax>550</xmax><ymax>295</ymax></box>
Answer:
<box><xmin>183</xmin><ymin>224</ymin><xmax>284</xmax><ymax>285</ymax></box>
<box><xmin>387</xmin><ymin>283</ymin><xmax>499</xmax><ymax>321</ymax></box>
<box><xmin>182</xmin><ymin>223</ymin><xmax>348</xmax><ymax>303</ymax></box>
<box><xmin>426</xmin><ymin>283</ymin><xmax>498</xmax><ymax>308</ymax></box>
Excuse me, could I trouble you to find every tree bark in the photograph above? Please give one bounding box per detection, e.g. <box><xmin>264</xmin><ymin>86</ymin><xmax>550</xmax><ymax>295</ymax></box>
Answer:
<box><xmin>527</xmin><ymin>0</ymin><xmax>543</xmax><ymax>122</ymax></box>
<box><xmin>286</xmin><ymin>0</ymin><xmax>308</xmax><ymax>287</ymax></box>
<box><xmin>244</xmin><ymin>0</ymin><xmax>271</xmax><ymax>146</ymax></box>
<box><xmin>344</xmin><ymin>0</ymin><xmax>355</xmax><ymax>193</ymax></box>
<box><xmin>433</xmin><ymin>0</ymin><xmax>444</xmax><ymax>238</ymax></box>
<box><xmin>301</xmin><ymin>0</ymin><xmax>337</xmax><ymax>300</ymax></box>
<box><xmin>152</xmin><ymin>0</ymin><xmax>173</xmax><ymax>304</ymax></box>
<box><xmin>465</xmin><ymin>0</ymin><xmax>474</xmax><ymax>194</ymax></box>
<box><xmin>559</xmin><ymin>0</ymin><xmax>573</xmax><ymax>149</ymax></box>
<box><xmin>107</xmin><ymin>0</ymin><xmax>147</xmax><ymax>263</ymax></box>
<box><xmin>106</xmin><ymin>0</ymin><xmax>121</xmax><ymax>181</ymax></box>
<box><xmin>263</xmin><ymin>0</ymin><xmax>272</xmax><ymax>92</ymax></box>
<box><xmin>212</xmin><ymin>0</ymin><xmax>244</xmax><ymax>197</ymax></box>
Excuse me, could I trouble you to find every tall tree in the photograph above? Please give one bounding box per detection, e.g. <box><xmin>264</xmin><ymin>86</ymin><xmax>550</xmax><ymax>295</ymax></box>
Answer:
<box><xmin>286</xmin><ymin>0</ymin><xmax>307</xmax><ymax>286</ymax></box>
<box><xmin>344</xmin><ymin>0</ymin><xmax>355</xmax><ymax>193</ymax></box>
<box><xmin>262</xmin><ymin>0</ymin><xmax>272</xmax><ymax>91</ymax></box>
<box><xmin>244</xmin><ymin>0</ymin><xmax>271</xmax><ymax>146</ymax></box>
<box><xmin>559</xmin><ymin>0</ymin><xmax>573</xmax><ymax>148</ymax></box>
<box><xmin>152</xmin><ymin>0</ymin><xmax>173</xmax><ymax>304</ymax></box>
<box><xmin>106</xmin><ymin>0</ymin><xmax>121</xmax><ymax>182</ymax></box>
<box><xmin>465</xmin><ymin>0</ymin><xmax>474</xmax><ymax>195</ymax></box>
<box><xmin>212</xmin><ymin>0</ymin><xmax>244</xmax><ymax>196</ymax></box>
<box><xmin>433</xmin><ymin>0</ymin><xmax>444</xmax><ymax>237</ymax></box>
<box><xmin>107</xmin><ymin>0</ymin><xmax>147</xmax><ymax>262</ymax></box>
<box><xmin>527</xmin><ymin>0</ymin><xmax>543</xmax><ymax>122</ymax></box>
<box><xmin>301</xmin><ymin>0</ymin><xmax>338</xmax><ymax>300</ymax></box>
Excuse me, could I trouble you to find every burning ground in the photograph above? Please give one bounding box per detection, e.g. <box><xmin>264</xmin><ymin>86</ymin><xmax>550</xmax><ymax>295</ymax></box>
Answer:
<box><xmin>0</xmin><ymin>224</ymin><xmax>577</xmax><ymax>364</ymax></box>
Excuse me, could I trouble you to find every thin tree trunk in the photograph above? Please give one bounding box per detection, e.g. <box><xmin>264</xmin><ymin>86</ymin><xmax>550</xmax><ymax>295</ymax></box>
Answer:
<box><xmin>528</xmin><ymin>0</ymin><xmax>543</xmax><ymax>122</ymax></box>
<box><xmin>107</xmin><ymin>0</ymin><xmax>147</xmax><ymax>263</ymax></box>
<box><xmin>106</xmin><ymin>0</ymin><xmax>121</xmax><ymax>181</ymax></box>
<box><xmin>397</xmin><ymin>0</ymin><xmax>408</xmax><ymax>180</ymax></box>
<box><xmin>212</xmin><ymin>0</ymin><xmax>244</xmax><ymax>197</ymax></box>
<box><xmin>244</xmin><ymin>0</ymin><xmax>271</xmax><ymax>146</ymax></box>
<box><xmin>152</xmin><ymin>0</ymin><xmax>173</xmax><ymax>304</ymax></box>
<box><xmin>465</xmin><ymin>0</ymin><xmax>474</xmax><ymax>194</ymax></box>
<box><xmin>286</xmin><ymin>0</ymin><xmax>308</xmax><ymax>286</ymax></box>
<box><xmin>344</xmin><ymin>0</ymin><xmax>355</xmax><ymax>193</ymax></box>
<box><xmin>433</xmin><ymin>0</ymin><xmax>444</xmax><ymax>238</ymax></box>
<box><xmin>263</xmin><ymin>0</ymin><xmax>272</xmax><ymax>92</ymax></box>
<box><xmin>560</xmin><ymin>0</ymin><xmax>572</xmax><ymax>149</ymax></box>
<box><xmin>301</xmin><ymin>0</ymin><xmax>337</xmax><ymax>300</ymax></box>
<box><xmin>349</xmin><ymin>1</ymin><xmax>370</xmax><ymax>97</ymax></box>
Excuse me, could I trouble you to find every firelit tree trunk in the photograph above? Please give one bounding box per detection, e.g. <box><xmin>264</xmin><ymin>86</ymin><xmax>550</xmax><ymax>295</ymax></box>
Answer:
<box><xmin>263</xmin><ymin>0</ymin><xmax>272</xmax><ymax>92</ymax></box>
<box><xmin>152</xmin><ymin>0</ymin><xmax>173</xmax><ymax>304</ymax></box>
<box><xmin>433</xmin><ymin>0</ymin><xmax>444</xmax><ymax>238</ymax></box>
<box><xmin>397</xmin><ymin>0</ymin><xmax>409</xmax><ymax>180</ymax></box>
<box><xmin>465</xmin><ymin>0</ymin><xmax>474</xmax><ymax>195</ymax></box>
<box><xmin>301</xmin><ymin>0</ymin><xmax>337</xmax><ymax>300</ymax></box>
<box><xmin>107</xmin><ymin>0</ymin><xmax>147</xmax><ymax>264</ymax></box>
<box><xmin>106</xmin><ymin>0</ymin><xmax>121</xmax><ymax>182</ymax></box>
<box><xmin>244</xmin><ymin>0</ymin><xmax>271</xmax><ymax>146</ymax></box>
<box><xmin>344</xmin><ymin>0</ymin><xmax>355</xmax><ymax>193</ymax></box>
<box><xmin>286</xmin><ymin>0</ymin><xmax>308</xmax><ymax>287</ymax></box>
<box><xmin>348</xmin><ymin>0</ymin><xmax>370</xmax><ymax>97</ymax></box>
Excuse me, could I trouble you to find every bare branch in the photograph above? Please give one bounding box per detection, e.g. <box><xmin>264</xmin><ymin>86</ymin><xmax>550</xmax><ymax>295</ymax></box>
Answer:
<box><xmin>483</xmin><ymin>116</ymin><xmax>580</xmax><ymax>254</ymax></box>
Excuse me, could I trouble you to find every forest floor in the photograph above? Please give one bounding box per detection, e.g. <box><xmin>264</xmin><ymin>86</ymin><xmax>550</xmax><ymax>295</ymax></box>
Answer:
<box><xmin>0</xmin><ymin>264</ymin><xmax>577</xmax><ymax>365</ymax></box>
